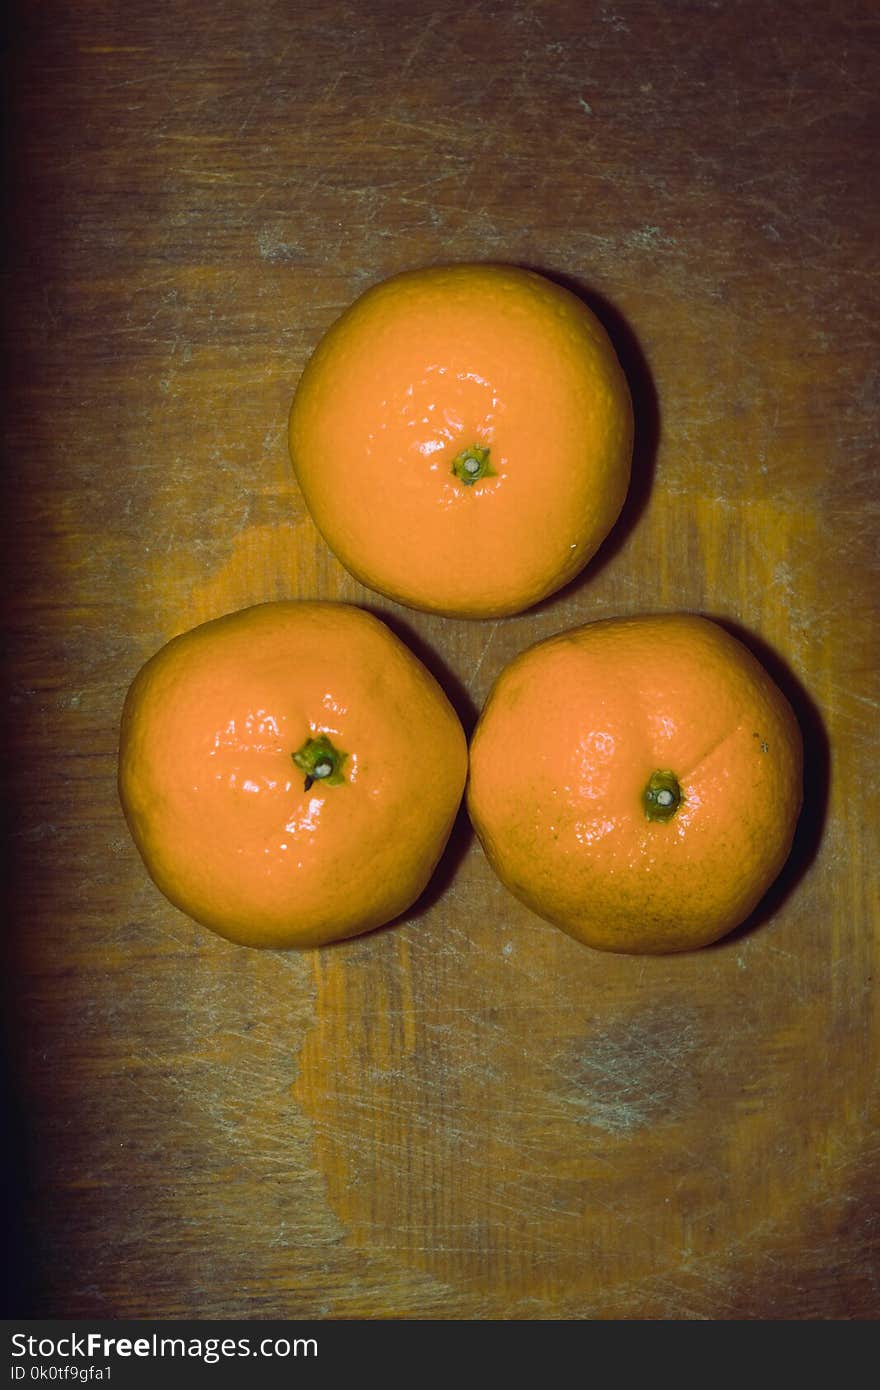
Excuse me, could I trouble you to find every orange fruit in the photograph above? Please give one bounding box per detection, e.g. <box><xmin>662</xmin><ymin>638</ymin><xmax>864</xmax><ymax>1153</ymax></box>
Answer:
<box><xmin>288</xmin><ymin>263</ymin><xmax>633</xmax><ymax>618</ymax></box>
<box><xmin>467</xmin><ymin>614</ymin><xmax>803</xmax><ymax>953</ymax></box>
<box><xmin>118</xmin><ymin>601</ymin><xmax>467</xmax><ymax>948</ymax></box>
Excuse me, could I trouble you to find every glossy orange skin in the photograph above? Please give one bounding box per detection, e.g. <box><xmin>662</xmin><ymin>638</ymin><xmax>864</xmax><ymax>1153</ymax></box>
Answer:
<box><xmin>467</xmin><ymin>614</ymin><xmax>803</xmax><ymax>953</ymax></box>
<box><xmin>119</xmin><ymin>602</ymin><xmax>467</xmax><ymax>948</ymax></box>
<box><xmin>289</xmin><ymin>264</ymin><xmax>633</xmax><ymax>618</ymax></box>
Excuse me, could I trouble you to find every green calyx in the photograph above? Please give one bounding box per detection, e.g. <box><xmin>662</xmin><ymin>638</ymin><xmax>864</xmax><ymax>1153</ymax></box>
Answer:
<box><xmin>292</xmin><ymin>734</ymin><xmax>348</xmax><ymax>792</ymax></box>
<box><xmin>451</xmin><ymin>443</ymin><xmax>496</xmax><ymax>486</ymax></box>
<box><xmin>643</xmin><ymin>769</ymin><xmax>683</xmax><ymax>823</ymax></box>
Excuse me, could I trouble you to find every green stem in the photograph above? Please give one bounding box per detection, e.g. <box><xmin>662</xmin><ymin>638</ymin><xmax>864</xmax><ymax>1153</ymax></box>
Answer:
<box><xmin>451</xmin><ymin>443</ymin><xmax>496</xmax><ymax>485</ymax></box>
<box><xmin>643</xmin><ymin>769</ymin><xmax>683</xmax><ymax>823</ymax></box>
<box><xmin>292</xmin><ymin>734</ymin><xmax>348</xmax><ymax>792</ymax></box>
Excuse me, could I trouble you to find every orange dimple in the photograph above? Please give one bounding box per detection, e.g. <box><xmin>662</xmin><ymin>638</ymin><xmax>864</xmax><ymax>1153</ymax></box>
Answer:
<box><xmin>467</xmin><ymin>614</ymin><xmax>803</xmax><ymax>954</ymax></box>
<box><xmin>118</xmin><ymin>601</ymin><xmax>468</xmax><ymax>949</ymax></box>
<box><xmin>289</xmin><ymin>264</ymin><xmax>633</xmax><ymax>617</ymax></box>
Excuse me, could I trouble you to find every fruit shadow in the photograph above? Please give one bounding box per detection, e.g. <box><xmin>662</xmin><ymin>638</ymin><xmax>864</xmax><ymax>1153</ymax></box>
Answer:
<box><xmin>704</xmin><ymin>617</ymin><xmax>830</xmax><ymax>950</ymax></box>
<box><xmin>517</xmin><ymin>263</ymin><xmax>661</xmax><ymax>609</ymax></box>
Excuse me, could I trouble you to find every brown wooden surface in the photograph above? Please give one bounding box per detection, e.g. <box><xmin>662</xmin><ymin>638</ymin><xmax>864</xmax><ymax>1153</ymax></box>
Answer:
<box><xmin>4</xmin><ymin>0</ymin><xmax>878</xmax><ymax>1319</ymax></box>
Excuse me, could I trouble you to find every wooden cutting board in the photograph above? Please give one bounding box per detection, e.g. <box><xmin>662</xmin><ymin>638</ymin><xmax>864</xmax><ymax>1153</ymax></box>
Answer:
<box><xmin>5</xmin><ymin>0</ymin><xmax>877</xmax><ymax>1318</ymax></box>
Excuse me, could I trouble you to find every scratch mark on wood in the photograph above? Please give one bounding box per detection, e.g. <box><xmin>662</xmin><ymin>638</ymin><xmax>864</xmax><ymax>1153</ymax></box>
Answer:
<box><xmin>466</xmin><ymin>620</ymin><xmax>501</xmax><ymax>693</ymax></box>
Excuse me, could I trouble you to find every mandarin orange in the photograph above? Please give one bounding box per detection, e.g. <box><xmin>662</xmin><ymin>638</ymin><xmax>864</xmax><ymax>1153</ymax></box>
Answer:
<box><xmin>288</xmin><ymin>264</ymin><xmax>633</xmax><ymax>617</ymax></box>
<box><xmin>119</xmin><ymin>601</ymin><xmax>467</xmax><ymax>948</ymax></box>
<box><xmin>467</xmin><ymin>614</ymin><xmax>803</xmax><ymax>953</ymax></box>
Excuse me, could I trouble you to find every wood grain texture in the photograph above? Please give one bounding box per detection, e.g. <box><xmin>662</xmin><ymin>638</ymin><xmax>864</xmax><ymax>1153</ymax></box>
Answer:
<box><xmin>3</xmin><ymin>0</ymin><xmax>877</xmax><ymax>1318</ymax></box>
